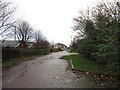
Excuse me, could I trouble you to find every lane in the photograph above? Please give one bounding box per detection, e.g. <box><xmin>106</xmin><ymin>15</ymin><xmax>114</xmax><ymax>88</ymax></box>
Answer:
<box><xmin>3</xmin><ymin>51</ymin><xmax>97</xmax><ymax>88</ymax></box>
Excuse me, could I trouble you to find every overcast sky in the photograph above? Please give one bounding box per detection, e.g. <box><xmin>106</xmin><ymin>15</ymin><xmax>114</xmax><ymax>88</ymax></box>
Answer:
<box><xmin>9</xmin><ymin>0</ymin><xmax>109</xmax><ymax>46</ymax></box>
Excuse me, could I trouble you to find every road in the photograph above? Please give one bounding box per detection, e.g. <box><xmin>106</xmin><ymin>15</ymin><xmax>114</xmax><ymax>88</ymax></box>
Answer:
<box><xmin>3</xmin><ymin>51</ymin><xmax>105</xmax><ymax>88</ymax></box>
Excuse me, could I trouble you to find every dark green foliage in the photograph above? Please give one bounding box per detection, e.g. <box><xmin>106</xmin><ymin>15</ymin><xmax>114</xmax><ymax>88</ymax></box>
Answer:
<box><xmin>2</xmin><ymin>48</ymin><xmax>50</xmax><ymax>62</ymax></box>
<box><xmin>2</xmin><ymin>48</ymin><xmax>20</xmax><ymax>62</ymax></box>
<box><xmin>72</xmin><ymin>0</ymin><xmax>120</xmax><ymax>75</ymax></box>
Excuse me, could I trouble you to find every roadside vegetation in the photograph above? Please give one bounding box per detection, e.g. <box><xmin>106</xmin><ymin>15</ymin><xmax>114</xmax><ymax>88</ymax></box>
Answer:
<box><xmin>1</xmin><ymin>47</ymin><xmax>62</xmax><ymax>68</ymax></box>
<box><xmin>2</xmin><ymin>48</ymin><xmax>50</xmax><ymax>61</ymax></box>
<box><xmin>1</xmin><ymin>55</ymin><xmax>42</xmax><ymax>68</ymax></box>
<box><xmin>60</xmin><ymin>54</ymin><xmax>115</xmax><ymax>76</ymax></box>
<box><xmin>70</xmin><ymin>0</ymin><xmax>120</xmax><ymax>79</ymax></box>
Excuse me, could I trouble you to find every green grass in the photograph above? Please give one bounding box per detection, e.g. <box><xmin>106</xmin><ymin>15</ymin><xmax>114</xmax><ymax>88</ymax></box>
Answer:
<box><xmin>60</xmin><ymin>54</ymin><xmax>110</xmax><ymax>75</ymax></box>
<box><xmin>1</xmin><ymin>55</ymin><xmax>42</xmax><ymax>68</ymax></box>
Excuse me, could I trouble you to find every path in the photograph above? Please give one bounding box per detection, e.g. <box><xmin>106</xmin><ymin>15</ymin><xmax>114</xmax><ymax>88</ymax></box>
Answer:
<box><xmin>3</xmin><ymin>51</ymin><xmax>102</xmax><ymax>88</ymax></box>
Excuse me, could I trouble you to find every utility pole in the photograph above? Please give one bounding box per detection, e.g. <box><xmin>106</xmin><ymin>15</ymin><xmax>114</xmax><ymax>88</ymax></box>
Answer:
<box><xmin>11</xmin><ymin>25</ymin><xmax>17</xmax><ymax>45</ymax></box>
<box><xmin>117</xmin><ymin>1</ymin><xmax>120</xmax><ymax>22</ymax></box>
<box><xmin>14</xmin><ymin>26</ymin><xmax>16</xmax><ymax>44</ymax></box>
<box><xmin>116</xmin><ymin>1</ymin><xmax>120</xmax><ymax>36</ymax></box>
<box><xmin>117</xmin><ymin>1</ymin><xmax>120</xmax><ymax>60</ymax></box>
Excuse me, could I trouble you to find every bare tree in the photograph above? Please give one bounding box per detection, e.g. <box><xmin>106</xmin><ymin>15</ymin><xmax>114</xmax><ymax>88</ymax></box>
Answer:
<box><xmin>73</xmin><ymin>0</ymin><xmax>119</xmax><ymax>40</ymax></box>
<box><xmin>14</xmin><ymin>21</ymin><xmax>33</xmax><ymax>48</ymax></box>
<box><xmin>72</xmin><ymin>10</ymin><xmax>90</xmax><ymax>39</ymax></box>
<box><xmin>34</xmin><ymin>31</ymin><xmax>45</xmax><ymax>43</ymax></box>
<box><xmin>91</xmin><ymin>0</ymin><xmax>119</xmax><ymax>28</ymax></box>
<box><xmin>0</xmin><ymin>0</ymin><xmax>17</xmax><ymax>40</ymax></box>
<box><xmin>34</xmin><ymin>30</ymin><xmax>50</xmax><ymax>50</ymax></box>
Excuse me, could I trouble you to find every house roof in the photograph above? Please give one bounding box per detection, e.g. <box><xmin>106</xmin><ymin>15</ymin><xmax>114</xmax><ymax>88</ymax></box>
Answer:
<box><xmin>54</xmin><ymin>43</ymin><xmax>67</xmax><ymax>48</ymax></box>
<box><xmin>1</xmin><ymin>40</ymin><xmax>35</xmax><ymax>48</ymax></box>
<box><xmin>1</xmin><ymin>40</ymin><xmax>19</xmax><ymax>47</ymax></box>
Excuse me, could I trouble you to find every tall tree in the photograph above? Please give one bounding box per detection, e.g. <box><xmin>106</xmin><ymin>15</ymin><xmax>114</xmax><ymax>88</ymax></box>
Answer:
<box><xmin>34</xmin><ymin>31</ymin><xmax>44</xmax><ymax>43</ymax></box>
<box><xmin>0</xmin><ymin>0</ymin><xmax>17</xmax><ymax>40</ymax></box>
<box><xmin>72</xmin><ymin>0</ymin><xmax>120</xmax><ymax>72</ymax></box>
<box><xmin>15</xmin><ymin>21</ymin><xmax>33</xmax><ymax>48</ymax></box>
<box><xmin>34</xmin><ymin>30</ymin><xmax>50</xmax><ymax>50</ymax></box>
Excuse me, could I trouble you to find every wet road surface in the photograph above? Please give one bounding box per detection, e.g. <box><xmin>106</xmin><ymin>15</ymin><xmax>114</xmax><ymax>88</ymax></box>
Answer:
<box><xmin>3</xmin><ymin>51</ymin><xmax>104</xmax><ymax>88</ymax></box>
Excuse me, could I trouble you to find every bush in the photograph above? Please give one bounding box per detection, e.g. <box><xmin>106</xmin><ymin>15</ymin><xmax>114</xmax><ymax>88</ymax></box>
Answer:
<box><xmin>72</xmin><ymin>0</ymin><xmax>120</xmax><ymax>74</ymax></box>
<box><xmin>2</xmin><ymin>48</ymin><xmax>20</xmax><ymax>62</ymax></box>
<box><xmin>2</xmin><ymin>48</ymin><xmax>50</xmax><ymax>62</ymax></box>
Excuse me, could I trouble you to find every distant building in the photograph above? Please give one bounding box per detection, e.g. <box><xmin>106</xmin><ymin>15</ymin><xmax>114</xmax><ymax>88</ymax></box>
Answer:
<box><xmin>1</xmin><ymin>40</ymin><xmax>35</xmax><ymax>48</ymax></box>
<box><xmin>1</xmin><ymin>40</ymin><xmax>19</xmax><ymax>48</ymax></box>
<box><xmin>54</xmin><ymin>43</ymin><xmax>67</xmax><ymax>50</ymax></box>
<box><xmin>16</xmin><ymin>42</ymin><xmax>35</xmax><ymax>48</ymax></box>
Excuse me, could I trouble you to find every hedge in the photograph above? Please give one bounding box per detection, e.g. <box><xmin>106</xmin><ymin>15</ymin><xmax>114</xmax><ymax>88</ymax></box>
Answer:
<box><xmin>2</xmin><ymin>48</ymin><xmax>50</xmax><ymax>62</ymax></box>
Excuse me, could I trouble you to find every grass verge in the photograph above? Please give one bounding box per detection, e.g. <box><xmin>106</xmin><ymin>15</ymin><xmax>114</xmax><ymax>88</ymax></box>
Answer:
<box><xmin>0</xmin><ymin>55</ymin><xmax>42</xmax><ymax>68</ymax></box>
<box><xmin>60</xmin><ymin>54</ymin><xmax>112</xmax><ymax>75</ymax></box>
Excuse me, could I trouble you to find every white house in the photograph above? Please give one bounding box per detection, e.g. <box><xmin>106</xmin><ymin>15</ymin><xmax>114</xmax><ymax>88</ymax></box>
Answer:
<box><xmin>54</xmin><ymin>43</ymin><xmax>67</xmax><ymax>50</ymax></box>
